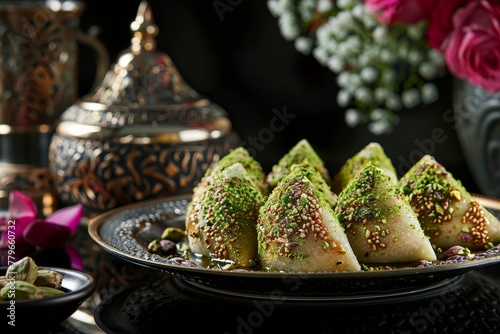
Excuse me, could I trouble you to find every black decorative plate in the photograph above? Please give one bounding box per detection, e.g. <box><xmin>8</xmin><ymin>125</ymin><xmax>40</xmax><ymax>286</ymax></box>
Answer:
<box><xmin>88</xmin><ymin>194</ymin><xmax>500</xmax><ymax>296</ymax></box>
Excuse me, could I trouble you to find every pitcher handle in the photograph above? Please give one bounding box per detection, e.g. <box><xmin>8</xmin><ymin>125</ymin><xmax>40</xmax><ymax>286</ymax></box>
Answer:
<box><xmin>76</xmin><ymin>26</ymin><xmax>110</xmax><ymax>90</ymax></box>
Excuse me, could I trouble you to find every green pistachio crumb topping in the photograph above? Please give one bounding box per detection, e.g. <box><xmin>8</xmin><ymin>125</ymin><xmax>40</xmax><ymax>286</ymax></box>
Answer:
<box><xmin>333</xmin><ymin>142</ymin><xmax>397</xmax><ymax>193</ymax></box>
<box><xmin>258</xmin><ymin>168</ymin><xmax>338</xmax><ymax>259</ymax></box>
<box><xmin>266</xmin><ymin>139</ymin><xmax>330</xmax><ymax>188</ymax></box>
<box><xmin>188</xmin><ymin>163</ymin><xmax>263</xmax><ymax>261</ymax></box>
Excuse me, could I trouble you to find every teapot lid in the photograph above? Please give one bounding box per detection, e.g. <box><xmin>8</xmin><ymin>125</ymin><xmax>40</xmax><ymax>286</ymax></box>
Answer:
<box><xmin>57</xmin><ymin>1</ymin><xmax>232</xmax><ymax>144</ymax></box>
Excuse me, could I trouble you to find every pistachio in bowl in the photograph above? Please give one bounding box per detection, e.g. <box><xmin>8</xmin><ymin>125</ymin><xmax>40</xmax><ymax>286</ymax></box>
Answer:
<box><xmin>0</xmin><ymin>257</ymin><xmax>96</xmax><ymax>332</ymax></box>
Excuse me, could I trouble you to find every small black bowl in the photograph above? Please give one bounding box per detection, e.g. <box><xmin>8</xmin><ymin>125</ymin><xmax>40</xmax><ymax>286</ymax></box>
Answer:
<box><xmin>0</xmin><ymin>266</ymin><xmax>96</xmax><ymax>333</ymax></box>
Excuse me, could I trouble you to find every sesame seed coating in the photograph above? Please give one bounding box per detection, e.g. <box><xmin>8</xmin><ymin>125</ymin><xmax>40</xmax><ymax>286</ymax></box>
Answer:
<box><xmin>335</xmin><ymin>166</ymin><xmax>392</xmax><ymax>251</ymax></box>
<box><xmin>187</xmin><ymin>163</ymin><xmax>263</xmax><ymax>268</ymax></box>
<box><xmin>258</xmin><ymin>174</ymin><xmax>329</xmax><ymax>257</ymax></box>
<box><xmin>335</xmin><ymin>164</ymin><xmax>436</xmax><ymax>263</ymax></box>
<box><xmin>399</xmin><ymin>156</ymin><xmax>458</xmax><ymax>230</ymax></box>
<box><xmin>257</xmin><ymin>168</ymin><xmax>361</xmax><ymax>272</ymax></box>
<box><xmin>290</xmin><ymin>161</ymin><xmax>337</xmax><ymax>208</ymax></box>
<box><xmin>399</xmin><ymin>155</ymin><xmax>500</xmax><ymax>250</ymax></box>
<box><xmin>461</xmin><ymin>201</ymin><xmax>489</xmax><ymax>246</ymax></box>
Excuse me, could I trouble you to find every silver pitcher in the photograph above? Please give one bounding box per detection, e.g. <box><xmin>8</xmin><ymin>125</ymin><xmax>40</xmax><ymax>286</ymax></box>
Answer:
<box><xmin>0</xmin><ymin>1</ymin><xmax>108</xmax><ymax>213</ymax></box>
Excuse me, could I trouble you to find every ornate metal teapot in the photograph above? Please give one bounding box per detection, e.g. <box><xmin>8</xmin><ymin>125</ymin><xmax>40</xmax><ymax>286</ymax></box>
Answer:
<box><xmin>49</xmin><ymin>2</ymin><xmax>239</xmax><ymax>212</ymax></box>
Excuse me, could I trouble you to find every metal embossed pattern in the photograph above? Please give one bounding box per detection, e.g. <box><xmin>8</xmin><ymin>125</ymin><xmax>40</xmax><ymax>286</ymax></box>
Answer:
<box><xmin>50</xmin><ymin>135</ymin><xmax>236</xmax><ymax>211</ymax></box>
<box><xmin>59</xmin><ymin>101</ymin><xmax>227</xmax><ymax>128</ymax></box>
<box><xmin>0</xmin><ymin>7</ymin><xmax>81</xmax><ymax>126</ymax></box>
<box><xmin>0</xmin><ymin>164</ymin><xmax>53</xmax><ymax>194</ymax></box>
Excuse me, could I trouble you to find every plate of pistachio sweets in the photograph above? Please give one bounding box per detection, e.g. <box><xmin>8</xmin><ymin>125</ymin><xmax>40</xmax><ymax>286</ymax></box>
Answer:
<box><xmin>89</xmin><ymin>140</ymin><xmax>500</xmax><ymax>299</ymax></box>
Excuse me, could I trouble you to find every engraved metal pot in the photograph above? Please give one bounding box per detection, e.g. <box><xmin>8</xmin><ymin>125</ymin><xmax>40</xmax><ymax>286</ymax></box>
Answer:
<box><xmin>49</xmin><ymin>2</ymin><xmax>239</xmax><ymax>212</ymax></box>
<box><xmin>453</xmin><ymin>79</ymin><xmax>500</xmax><ymax>198</ymax></box>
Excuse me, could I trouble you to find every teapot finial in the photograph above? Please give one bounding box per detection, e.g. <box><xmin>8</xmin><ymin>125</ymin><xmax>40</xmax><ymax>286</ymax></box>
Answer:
<box><xmin>130</xmin><ymin>1</ymin><xmax>158</xmax><ymax>52</ymax></box>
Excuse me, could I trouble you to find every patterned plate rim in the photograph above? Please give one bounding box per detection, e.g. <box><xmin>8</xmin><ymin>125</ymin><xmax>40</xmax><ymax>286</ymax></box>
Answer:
<box><xmin>88</xmin><ymin>193</ymin><xmax>500</xmax><ymax>282</ymax></box>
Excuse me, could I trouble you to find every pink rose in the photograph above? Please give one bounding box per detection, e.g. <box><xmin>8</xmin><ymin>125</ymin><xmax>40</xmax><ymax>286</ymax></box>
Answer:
<box><xmin>445</xmin><ymin>1</ymin><xmax>500</xmax><ymax>92</ymax></box>
<box><xmin>365</xmin><ymin>0</ymin><xmax>434</xmax><ymax>25</ymax></box>
<box><xmin>427</xmin><ymin>0</ymin><xmax>470</xmax><ymax>50</ymax></box>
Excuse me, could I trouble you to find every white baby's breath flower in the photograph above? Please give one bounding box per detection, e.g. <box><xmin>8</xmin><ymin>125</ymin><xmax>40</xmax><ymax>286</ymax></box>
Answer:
<box><xmin>368</xmin><ymin>119</ymin><xmax>392</xmax><ymax>135</ymax></box>
<box><xmin>351</xmin><ymin>4</ymin><xmax>365</xmax><ymax>18</ymax></box>
<box><xmin>278</xmin><ymin>13</ymin><xmax>299</xmax><ymax>40</ymax></box>
<box><xmin>357</xmin><ymin>52</ymin><xmax>373</xmax><ymax>68</ymax></box>
<box><xmin>360</xmin><ymin>67</ymin><xmax>378</xmax><ymax>83</ymax></box>
<box><xmin>408</xmin><ymin>50</ymin><xmax>424</xmax><ymax>66</ymax></box>
<box><xmin>361</xmin><ymin>11</ymin><xmax>377</xmax><ymax>29</ymax></box>
<box><xmin>313</xmin><ymin>47</ymin><xmax>328</xmax><ymax>65</ymax></box>
<box><xmin>370</xmin><ymin>108</ymin><xmax>387</xmax><ymax>121</ymax></box>
<box><xmin>373</xmin><ymin>26</ymin><xmax>389</xmax><ymax>44</ymax></box>
<box><xmin>317</xmin><ymin>0</ymin><xmax>333</xmax><ymax>13</ymax></box>
<box><xmin>337</xmin><ymin>72</ymin><xmax>350</xmax><ymax>86</ymax></box>
<box><xmin>402</xmin><ymin>88</ymin><xmax>421</xmax><ymax>109</ymax></box>
<box><xmin>327</xmin><ymin>56</ymin><xmax>344</xmax><ymax>73</ymax></box>
<box><xmin>316</xmin><ymin>24</ymin><xmax>332</xmax><ymax>46</ymax></box>
<box><xmin>337</xmin><ymin>89</ymin><xmax>352</xmax><ymax>107</ymax></box>
<box><xmin>336</xmin><ymin>10</ymin><xmax>355</xmax><ymax>30</ymax></box>
<box><xmin>418</xmin><ymin>61</ymin><xmax>438</xmax><ymax>80</ymax></box>
<box><xmin>345</xmin><ymin>35</ymin><xmax>362</xmax><ymax>53</ymax></box>
<box><xmin>323</xmin><ymin>39</ymin><xmax>338</xmax><ymax>53</ymax></box>
<box><xmin>347</xmin><ymin>72</ymin><xmax>362</xmax><ymax>89</ymax></box>
<box><xmin>337</xmin><ymin>0</ymin><xmax>354</xmax><ymax>9</ymax></box>
<box><xmin>379</xmin><ymin>49</ymin><xmax>395</xmax><ymax>63</ymax></box>
<box><xmin>354</xmin><ymin>87</ymin><xmax>373</xmax><ymax>104</ymax></box>
<box><xmin>345</xmin><ymin>108</ymin><xmax>362</xmax><ymax>127</ymax></box>
<box><xmin>336</xmin><ymin>41</ymin><xmax>350</xmax><ymax>58</ymax></box>
<box><xmin>294</xmin><ymin>37</ymin><xmax>312</xmax><ymax>54</ymax></box>
<box><xmin>298</xmin><ymin>0</ymin><xmax>316</xmax><ymax>21</ymax></box>
<box><xmin>386</xmin><ymin>94</ymin><xmax>402</xmax><ymax>111</ymax></box>
<box><xmin>421</xmin><ymin>83</ymin><xmax>439</xmax><ymax>104</ymax></box>
<box><xmin>337</xmin><ymin>37</ymin><xmax>362</xmax><ymax>59</ymax></box>
<box><xmin>407</xmin><ymin>24</ymin><xmax>425</xmax><ymax>41</ymax></box>
<box><xmin>374</xmin><ymin>87</ymin><xmax>389</xmax><ymax>103</ymax></box>
<box><xmin>267</xmin><ymin>0</ymin><xmax>284</xmax><ymax>16</ymax></box>
<box><xmin>266</xmin><ymin>0</ymin><xmax>443</xmax><ymax>134</ymax></box>
<box><xmin>428</xmin><ymin>49</ymin><xmax>445</xmax><ymax>67</ymax></box>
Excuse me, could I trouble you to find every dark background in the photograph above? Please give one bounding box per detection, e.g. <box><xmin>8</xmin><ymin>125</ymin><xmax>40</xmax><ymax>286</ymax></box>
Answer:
<box><xmin>76</xmin><ymin>0</ymin><xmax>479</xmax><ymax>193</ymax></box>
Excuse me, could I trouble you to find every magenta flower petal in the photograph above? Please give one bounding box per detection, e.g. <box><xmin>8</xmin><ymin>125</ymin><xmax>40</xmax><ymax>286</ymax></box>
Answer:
<box><xmin>0</xmin><ymin>190</ymin><xmax>37</xmax><ymax>249</ymax></box>
<box><xmin>45</xmin><ymin>204</ymin><xmax>83</xmax><ymax>236</ymax></box>
<box><xmin>65</xmin><ymin>244</ymin><xmax>85</xmax><ymax>271</ymax></box>
<box><xmin>22</xmin><ymin>220</ymin><xmax>71</xmax><ymax>249</ymax></box>
<box><xmin>9</xmin><ymin>190</ymin><xmax>37</xmax><ymax>220</ymax></box>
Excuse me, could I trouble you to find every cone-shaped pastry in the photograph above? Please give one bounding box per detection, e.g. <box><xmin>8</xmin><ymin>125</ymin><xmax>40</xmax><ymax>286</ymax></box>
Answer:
<box><xmin>335</xmin><ymin>165</ymin><xmax>436</xmax><ymax>264</ymax></box>
<box><xmin>258</xmin><ymin>169</ymin><xmax>361</xmax><ymax>272</ymax></box>
<box><xmin>290</xmin><ymin>161</ymin><xmax>337</xmax><ymax>208</ymax></box>
<box><xmin>399</xmin><ymin>155</ymin><xmax>500</xmax><ymax>251</ymax></box>
<box><xmin>193</xmin><ymin>147</ymin><xmax>268</xmax><ymax>200</ymax></box>
<box><xmin>266</xmin><ymin>139</ymin><xmax>331</xmax><ymax>189</ymax></box>
<box><xmin>186</xmin><ymin>163</ymin><xmax>264</xmax><ymax>268</ymax></box>
<box><xmin>185</xmin><ymin>147</ymin><xmax>268</xmax><ymax>240</ymax></box>
<box><xmin>332</xmin><ymin>142</ymin><xmax>398</xmax><ymax>194</ymax></box>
